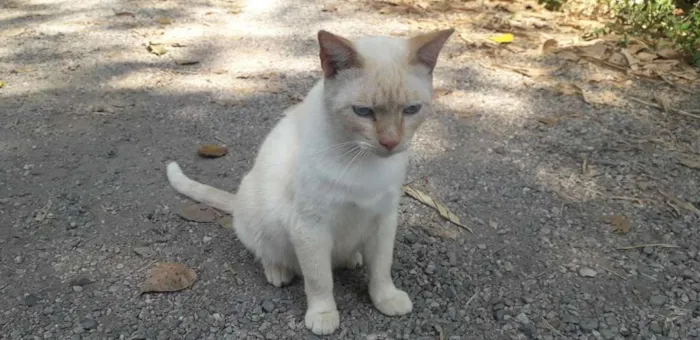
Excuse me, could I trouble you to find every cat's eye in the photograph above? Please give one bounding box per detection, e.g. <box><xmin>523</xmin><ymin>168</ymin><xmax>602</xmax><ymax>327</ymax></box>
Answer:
<box><xmin>352</xmin><ymin>106</ymin><xmax>374</xmax><ymax>117</ymax></box>
<box><xmin>403</xmin><ymin>104</ymin><xmax>422</xmax><ymax>115</ymax></box>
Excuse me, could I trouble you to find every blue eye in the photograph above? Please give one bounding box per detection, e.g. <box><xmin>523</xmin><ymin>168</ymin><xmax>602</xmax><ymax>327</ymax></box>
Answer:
<box><xmin>403</xmin><ymin>104</ymin><xmax>422</xmax><ymax>115</ymax></box>
<box><xmin>352</xmin><ymin>106</ymin><xmax>374</xmax><ymax>117</ymax></box>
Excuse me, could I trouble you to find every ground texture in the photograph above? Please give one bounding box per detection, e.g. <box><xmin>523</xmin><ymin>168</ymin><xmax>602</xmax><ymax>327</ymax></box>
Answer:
<box><xmin>1</xmin><ymin>0</ymin><xmax>700</xmax><ymax>339</ymax></box>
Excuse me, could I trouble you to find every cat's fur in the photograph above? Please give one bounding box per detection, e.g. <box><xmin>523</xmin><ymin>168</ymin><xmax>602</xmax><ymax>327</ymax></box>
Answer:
<box><xmin>166</xmin><ymin>28</ymin><xmax>454</xmax><ymax>335</ymax></box>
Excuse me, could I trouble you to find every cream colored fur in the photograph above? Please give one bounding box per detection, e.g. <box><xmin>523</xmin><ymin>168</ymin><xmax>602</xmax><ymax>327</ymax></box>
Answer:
<box><xmin>166</xmin><ymin>28</ymin><xmax>453</xmax><ymax>335</ymax></box>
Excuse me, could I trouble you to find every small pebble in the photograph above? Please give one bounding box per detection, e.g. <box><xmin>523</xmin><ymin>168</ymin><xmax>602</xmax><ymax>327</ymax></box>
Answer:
<box><xmin>116</xmin><ymin>263</ymin><xmax>124</xmax><ymax>270</ymax></box>
<box><xmin>72</xmin><ymin>285</ymin><xmax>83</xmax><ymax>293</ymax></box>
<box><xmin>578</xmin><ymin>267</ymin><xmax>597</xmax><ymax>277</ymax></box>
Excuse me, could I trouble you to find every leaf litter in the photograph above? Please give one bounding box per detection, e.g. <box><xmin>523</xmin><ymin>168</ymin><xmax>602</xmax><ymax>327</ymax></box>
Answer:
<box><xmin>402</xmin><ymin>185</ymin><xmax>472</xmax><ymax>233</ymax></box>
<box><xmin>140</xmin><ymin>262</ymin><xmax>197</xmax><ymax>293</ymax></box>
<box><xmin>198</xmin><ymin>144</ymin><xmax>228</xmax><ymax>158</ymax></box>
<box><xmin>176</xmin><ymin>203</ymin><xmax>219</xmax><ymax>222</ymax></box>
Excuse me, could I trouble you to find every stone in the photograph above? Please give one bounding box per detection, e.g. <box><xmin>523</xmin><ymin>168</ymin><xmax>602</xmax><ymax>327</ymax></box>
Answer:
<box><xmin>80</xmin><ymin>318</ymin><xmax>97</xmax><ymax>330</ymax></box>
<box><xmin>24</xmin><ymin>294</ymin><xmax>38</xmax><ymax>307</ymax></box>
<box><xmin>649</xmin><ymin>295</ymin><xmax>666</xmax><ymax>307</ymax></box>
<box><xmin>72</xmin><ymin>286</ymin><xmax>84</xmax><ymax>293</ymax></box>
<box><xmin>578</xmin><ymin>267</ymin><xmax>597</xmax><ymax>277</ymax></box>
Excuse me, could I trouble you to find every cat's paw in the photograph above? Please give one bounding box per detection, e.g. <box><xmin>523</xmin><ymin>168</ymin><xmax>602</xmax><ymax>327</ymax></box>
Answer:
<box><xmin>263</xmin><ymin>264</ymin><xmax>293</xmax><ymax>287</ymax></box>
<box><xmin>371</xmin><ymin>288</ymin><xmax>413</xmax><ymax>316</ymax></box>
<box><xmin>344</xmin><ymin>252</ymin><xmax>363</xmax><ymax>269</ymax></box>
<box><xmin>304</xmin><ymin>308</ymin><xmax>340</xmax><ymax>335</ymax></box>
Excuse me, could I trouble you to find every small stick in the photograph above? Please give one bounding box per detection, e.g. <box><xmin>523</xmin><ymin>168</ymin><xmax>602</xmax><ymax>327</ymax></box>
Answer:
<box><xmin>488</xmin><ymin>245</ymin><xmax>508</xmax><ymax>257</ymax></box>
<box><xmin>629</xmin><ymin>97</ymin><xmax>700</xmax><ymax>120</ymax></box>
<box><xmin>617</xmin><ymin>243</ymin><xmax>679</xmax><ymax>250</ymax></box>
<box><xmin>542</xmin><ymin>317</ymin><xmax>563</xmax><ymax>336</ymax></box>
<box><xmin>214</xmin><ymin>136</ymin><xmax>227</xmax><ymax>145</ymax></box>
<box><xmin>464</xmin><ymin>288</ymin><xmax>480</xmax><ymax>309</ymax></box>
<box><xmin>136</xmin><ymin>260</ymin><xmax>157</xmax><ymax>273</ymax></box>
<box><xmin>601</xmin><ymin>266</ymin><xmax>628</xmax><ymax>280</ymax></box>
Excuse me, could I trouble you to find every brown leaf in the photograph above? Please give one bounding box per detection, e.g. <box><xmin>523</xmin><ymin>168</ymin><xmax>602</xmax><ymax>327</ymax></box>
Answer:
<box><xmin>433</xmin><ymin>87</ymin><xmax>453</xmax><ymax>99</ymax></box>
<box><xmin>556</xmin><ymin>50</ymin><xmax>580</xmax><ymax>61</ymax></box>
<box><xmin>586</xmin><ymin>72</ymin><xmax>607</xmax><ymax>83</ymax></box>
<box><xmin>607</xmin><ymin>52</ymin><xmax>627</xmax><ymax>66</ymax></box>
<box><xmin>582</xmin><ymin>90</ymin><xmax>623</xmax><ymax>107</ymax></box>
<box><xmin>176</xmin><ymin>60</ymin><xmax>199</xmax><ymax>66</ymax></box>
<box><xmin>500</xmin><ymin>65</ymin><xmax>551</xmax><ymax>78</ymax></box>
<box><xmin>577</xmin><ymin>42</ymin><xmax>608</xmax><ymax>60</ymax></box>
<box><xmin>536</xmin><ymin>117</ymin><xmax>560</xmax><ymax>126</ymax></box>
<box><xmin>551</xmin><ymin>82</ymin><xmax>582</xmax><ymax>96</ymax></box>
<box><xmin>603</xmin><ymin>215</ymin><xmax>630</xmax><ymax>234</ymax></box>
<box><xmin>115</xmin><ymin>11</ymin><xmax>135</xmax><ymax>17</ymax></box>
<box><xmin>620</xmin><ymin>48</ymin><xmax>639</xmax><ymax>68</ymax></box>
<box><xmin>669</xmin><ymin>71</ymin><xmax>697</xmax><ymax>81</ymax></box>
<box><xmin>659</xmin><ymin>190</ymin><xmax>700</xmax><ymax>216</ymax></box>
<box><xmin>657</xmin><ymin>48</ymin><xmax>681</xmax><ymax>60</ymax></box>
<box><xmin>679</xmin><ymin>155</ymin><xmax>700</xmax><ymax>169</ymax></box>
<box><xmin>542</xmin><ymin>39</ymin><xmax>558</xmax><ymax>55</ymax></box>
<box><xmin>156</xmin><ymin>17</ymin><xmax>172</xmax><ymax>25</ymax></box>
<box><xmin>635</xmin><ymin>51</ymin><xmax>658</xmax><ymax>62</ymax></box>
<box><xmin>653</xmin><ymin>93</ymin><xmax>670</xmax><ymax>113</ymax></box>
<box><xmin>140</xmin><ymin>263</ymin><xmax>197</xmax><ymax>293</ymax></box>
<box><xmin>176</xmin><ymin>203</ymin><xmax>218</xmax><ymax>223</ymax></box>
<box><xmin>402</xmin><ymin>185</ymin><xmax>472</xmax><ymax>232</ymax></box>
<box><xmin>198</xmin><ymin>144</ymin><xmax>228</xmax><ymax>158</ymax></box>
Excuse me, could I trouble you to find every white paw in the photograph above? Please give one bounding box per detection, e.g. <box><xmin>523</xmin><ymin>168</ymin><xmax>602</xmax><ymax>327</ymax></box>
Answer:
<box><xmin>263</xmin><ymin>264</ymin><xmax>293</xmax><ymax>287</ymax></box>
<box><xmin>345</xmin><ymin>252</ymin><xmax>363</xmax><ymax>269</ymax></box>
<box><xmin>304</xmin><ymin>308</ymin><xmax>340</xmax><ymax>335</ymax></box>
<box><xmin>371</xmin><ymin>288</ymin><xmax>413</xmax><ymax>316</ymax></box>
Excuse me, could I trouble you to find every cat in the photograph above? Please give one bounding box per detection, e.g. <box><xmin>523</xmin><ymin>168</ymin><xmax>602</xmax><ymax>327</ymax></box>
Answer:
<box><xmin>166</xmin><ymin>28</ymin><xmax>454</xmax><ymax>335</ymax></box>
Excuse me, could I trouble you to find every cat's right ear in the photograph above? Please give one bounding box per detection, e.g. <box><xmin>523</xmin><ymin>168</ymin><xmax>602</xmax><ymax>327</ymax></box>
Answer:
<box><xmin>318</xmin><ymin>30</ymin><xmax>360</xmax><ymax>78</ymax></box>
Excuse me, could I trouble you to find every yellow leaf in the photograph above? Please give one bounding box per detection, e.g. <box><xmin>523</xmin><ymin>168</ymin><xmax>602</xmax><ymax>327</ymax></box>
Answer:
<box><xmin>218</xmin><ymin>216</ymin><xmax>233</xmax><ymax>229</ymax></box>
<box><xmin>156</xmin><ymin>17</ymin><xmax>172</xmax><ymax>25</ymax></box>
<box><xmin>198</xmin><ymin>144</ymin><xmax>228</xmax><ymax>158</ymax></box>
<box><xmin>140</xmin><ymin>263</ymin><xmax>197</xmax><ymax>293</ymax></box>
<box><xmin>402</xmin><ymin>185</ymin><xmax>472</xmax><ymax>232</ymax></box>
<box><xmin>488</xmin><ymin>33</ymin><xmax>514</xmax><ymax>44</ymax></box>
<box><xmin>603</xmin><ymin>215</ymin><xmax>631</xmax><ymax>234</ymax></box>
<box><xmin>0</xmin><ymin>79</ymin><xmax>3</xmax><ymax>88</ymax></box>
<box><xmin>147</xmin><ymin>43</ymin><xmax>168</xmax><ymax>56</ymax></box>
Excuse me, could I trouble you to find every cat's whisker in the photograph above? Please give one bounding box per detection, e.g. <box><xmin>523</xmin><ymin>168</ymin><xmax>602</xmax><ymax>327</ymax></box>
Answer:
<box><xmin>309</xmin><ymin>141</ymin><xmax>356</xmax><ymax>157</ymax></box>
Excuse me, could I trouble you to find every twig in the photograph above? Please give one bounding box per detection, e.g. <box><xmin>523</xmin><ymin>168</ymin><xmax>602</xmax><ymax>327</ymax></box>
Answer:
<box><xmin>136</xmin><ymin>260</ymin><xmax>157</xmax><ymax>273</ymax></box>
<box><xmin>542</xmin><ymin>317</ymin><xmax>563</xmax><ymax>336</ymax></box>
<box><xmin>617</xmin><ymin>243</ymin><xmax>679</xmax><ymax>250</ymax></box>
<box><xmin>214</xmin><ymin>136</ymin><xmax>227</xmax><ymax>145</ymax></box>
<box><xmin>629</xmin><ymin>97</ymin><xmax>700</xmax><ymax>120</ymax></box>
<box><xmin>659</xmin><ymin>190</ymin><xmax>700</xmax><ymax>216</ymax></box>
<box><xmin>489</xmin><ymin>245</ymin><xmax>508</xmax><ymax>257</ymax></box>
<box><xmin>464</xmin><ymin>288</ymin><xmax>480</xmax><ymax>309</ymax></box>
<box><xmin>609</xmin><ymin>196</ymin><xmax>648</xmax><ymax>205</ymax></box>
<box><xmin>601</xmin><ymin>266</ymin><xmax>628</xmax><ymax>280</ymax></box>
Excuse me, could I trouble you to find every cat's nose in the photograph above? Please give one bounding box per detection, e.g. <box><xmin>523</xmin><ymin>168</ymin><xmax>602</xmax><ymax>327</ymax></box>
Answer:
<box><xmin>379</xmin><ymin>137</ymin><xmax>400</xmax><ymax>150</ymax></box>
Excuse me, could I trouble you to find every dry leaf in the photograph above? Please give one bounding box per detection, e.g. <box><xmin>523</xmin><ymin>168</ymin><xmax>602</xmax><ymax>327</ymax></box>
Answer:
<box><xmin>582</xmin><ymin>90</ymin><xmax>622</xmax><ymax>107</ymax></box>
<box><xmin>0</xmin><ymin>79</ymin><xmax>3</xmax><ymax>88</ymax></box>
<box><xmin>551</xmin><ymin>82</ymin><xmax>582</xmax><ymax>96</ymax></box>
<box><xmin>433</xmin><ymin>87</ymin><xmax>453</xmax><ymax>98</ymax></box>
<box><xmin>488</xmin><ymin>33</ymin><xmax>514</xmax><ymax>44</ymax></box>
<box><xmin>656</xmin><ymin>48</ymin><xmax>681</xmax><ymax>60</ymax></box>
<box><xmin>556</xmin><ymin>50</ymin><xmax>580</xmax><ymax>61</ymax></box>
<box><xmin>679</xmin><ymin>156</ymin><xmax>700</xmax><ymax>169</ymax></box>
<box><xmin>217</xmin><ymin>215</ymin><xmax>233</xmax><ymax>229</ymax></box>
<box><xmin>198</xmin><ymin>144</ymin><xmax>228</xmax><ymax>158</ymax></box>
<box><xmin>635</xmin><ymin>52</ymin><xmax>658</xmax><ymax>62</ymax></box>
<box><xmin>402</xmin><ymin>185</ymin><xmax>471</xmax><ymax>232</ymax></box>
<box><xmin>586</xmin><ymin>72</ymin><xmax>606</xmax><ymax>83</ymax></box>
<box><xmin>607</xmin><ymin>52</ymin><xmax>627</xmax><ymax>66</ymax></box>
<box><xmin>577</xmin><ymin>42</ymin><xmax>608</xmax><ymax>60</ymax></box>
<box><xmin>620</xmin><ymin>48</ymin><xmax>638</xmax><ymax>68</ymax></box>
<box><xmin>608</xmin><ymin>215</ymin><xmax>630</xmax><ymax>234</ymax></box>
<box><xmin>536</xmin><ymin>117</ymin><xmax>560</xmax><ymax>126</ymax></box>
<box><xmin>500</xmin><ymin>65</ymin><xmax>550</xmax><ymax>78</ymax></box>
<box><xmin>653</xmin><ymin>93</ymin><xmax>670</xmax><ymax>113</ymax></box>
<box><xmin>542</xmin><ymin>39</ymin><xmax>558</xmax><ymax>55</ymax></box>
<box><xmin>115</xmin><ymin>11</ymin><xmax>135</xmax><ymax>17</ymax></box>
<box><xmin>176</xmin><ymin>203</ymin><xmax>218</xmax><ymax>222</ymax></box>
<box><xmin>147</xmin><ymin>43</ymin><xmax>168</xmax><ymax>56</ymax></box>
<box><xmin>176</xmin><ymin>60</ymin><xmax>199</xmax><ymax>66</ymax></box>
<box><xmin>140</xmin><ymin>263</ymin><xmax>197</xmax><ymax>293</ymax></box>
<box><xmin>156</xmin><ymin>17</ymin><xmax>172</xmax><ymax>25</ymax></box>
<box><xmin>669</xmin><ymin>71</ymin><xmax>697</xmax><ymax>81</ymax></box>
<box><xmin>659</xmin><ymin>190</ymin><xmax>700</xmax><ymax>216</ymax></box>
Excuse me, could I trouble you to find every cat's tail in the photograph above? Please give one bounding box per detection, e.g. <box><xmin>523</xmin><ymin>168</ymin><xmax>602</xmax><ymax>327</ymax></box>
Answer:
<box><xmin>166</xmin><ymin>161</ymin><xmax>236</xmax><ymax>214</ymax></box>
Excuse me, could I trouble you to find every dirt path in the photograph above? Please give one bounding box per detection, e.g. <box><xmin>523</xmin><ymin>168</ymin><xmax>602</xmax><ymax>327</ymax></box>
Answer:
<box><xmin>1</xmin><ymin>0</ymin><xmax>699</xmax><ymax>339</ymax></box>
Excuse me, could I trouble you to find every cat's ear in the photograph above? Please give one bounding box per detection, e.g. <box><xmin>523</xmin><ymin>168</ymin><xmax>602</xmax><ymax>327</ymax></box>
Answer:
<box><xmin>318</xmin><ymin>30</ymin><xmax>360</xmax><ymax>78</ymax></box>
<box><xmin>408</xmin><ymin>28</ymin><xmax>455</xmax><ymax>73</ymax></box>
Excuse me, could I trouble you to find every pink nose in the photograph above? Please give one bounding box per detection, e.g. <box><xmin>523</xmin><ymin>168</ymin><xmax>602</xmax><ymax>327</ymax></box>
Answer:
<box><xmin>379</xmin><ymin>137</ymin><xmax>400</xmax><ymax>150</ymax></box>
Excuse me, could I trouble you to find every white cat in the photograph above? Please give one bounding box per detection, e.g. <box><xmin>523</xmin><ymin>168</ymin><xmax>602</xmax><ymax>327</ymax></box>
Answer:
<box><xmin>166</xmin><ymin>28</ymin><xmax>454</xmax><ymax>335</ymax></box>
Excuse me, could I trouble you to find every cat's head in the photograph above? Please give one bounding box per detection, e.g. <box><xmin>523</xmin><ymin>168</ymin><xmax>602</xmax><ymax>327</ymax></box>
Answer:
<box><xmin>318</xmin><ymin>28</ymin><xmax>454</xmax><ymax>157</ymax></box>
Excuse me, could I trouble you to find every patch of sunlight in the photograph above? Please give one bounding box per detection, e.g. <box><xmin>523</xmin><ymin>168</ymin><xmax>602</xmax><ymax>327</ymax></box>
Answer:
<box><xmin>411</xmin><ymin>118</ymin><xmax>452</xmax><ymax>162</ymax></box>
<box><xmin>243</xmin><ymin>0</ymin><xmax>279</xmax><ymax>15</ymax></box>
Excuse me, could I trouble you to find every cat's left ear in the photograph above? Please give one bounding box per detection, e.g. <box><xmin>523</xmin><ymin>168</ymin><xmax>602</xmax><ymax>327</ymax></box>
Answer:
<box><xmin>408</xmin><ymin>28</ymin><xmax>455</xmax><ymax>73</ymax></box>
<box><xmin>318</xmin><ymin>30</ymin><xmax>361</xmax><ymax>78</ymax></box>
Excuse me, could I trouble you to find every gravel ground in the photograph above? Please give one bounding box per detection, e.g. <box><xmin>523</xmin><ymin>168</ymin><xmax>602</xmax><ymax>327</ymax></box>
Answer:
<box><xmin>2</xmin><ymin>0</ymin><xmax>700</xmax><ymax>339</ymax></box>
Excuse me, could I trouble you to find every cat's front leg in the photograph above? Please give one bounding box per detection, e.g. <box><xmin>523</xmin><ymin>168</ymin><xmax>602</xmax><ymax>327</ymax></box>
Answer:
<box><xmin>363</xmin><ymin>206</ymin><xmax>413</xmax><ymax>316</ymax></box>
<box><xmin>291</xmin><ymin>220</ymin><xmax>339</xmax><ymax>335</ymax></box>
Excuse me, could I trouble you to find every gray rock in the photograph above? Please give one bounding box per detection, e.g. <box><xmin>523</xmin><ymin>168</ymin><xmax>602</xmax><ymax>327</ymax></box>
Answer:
<box><xmin>578</xmin><ymin>267</ymin><xmax>597</xmax><ymax>277</ymax></box>
<box><xmin>80</xmin><ymin>318</ymin><xmax>97</xmax><ymax>330</ymax></box>
<box><xmin>133</xmin><ymin>247</ymin><xmax>154</xmax><ymax>257</ymax></box>
<box><xmin>24</xmin><ymin>294</ymin><xmax>38</xmax><ymax>307</ymax></box>
<box><xmin>72</xmin><ymin>286</ymin><xmax>83</xmax><ymax>293</ymax></box>
<box><xmin>262</xmin><ymin>300</ymin><xmax>275</xmax><ymax>313</ymax></box>
<box><xmin>515</xmin><ymin>313</ymin><xmax>530</xmax><ymax>324</ymax></box>
<box><xmin>649</xmin><ymin>295</ymin><xmax>667</xmax><ymax>307</ymax></box>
